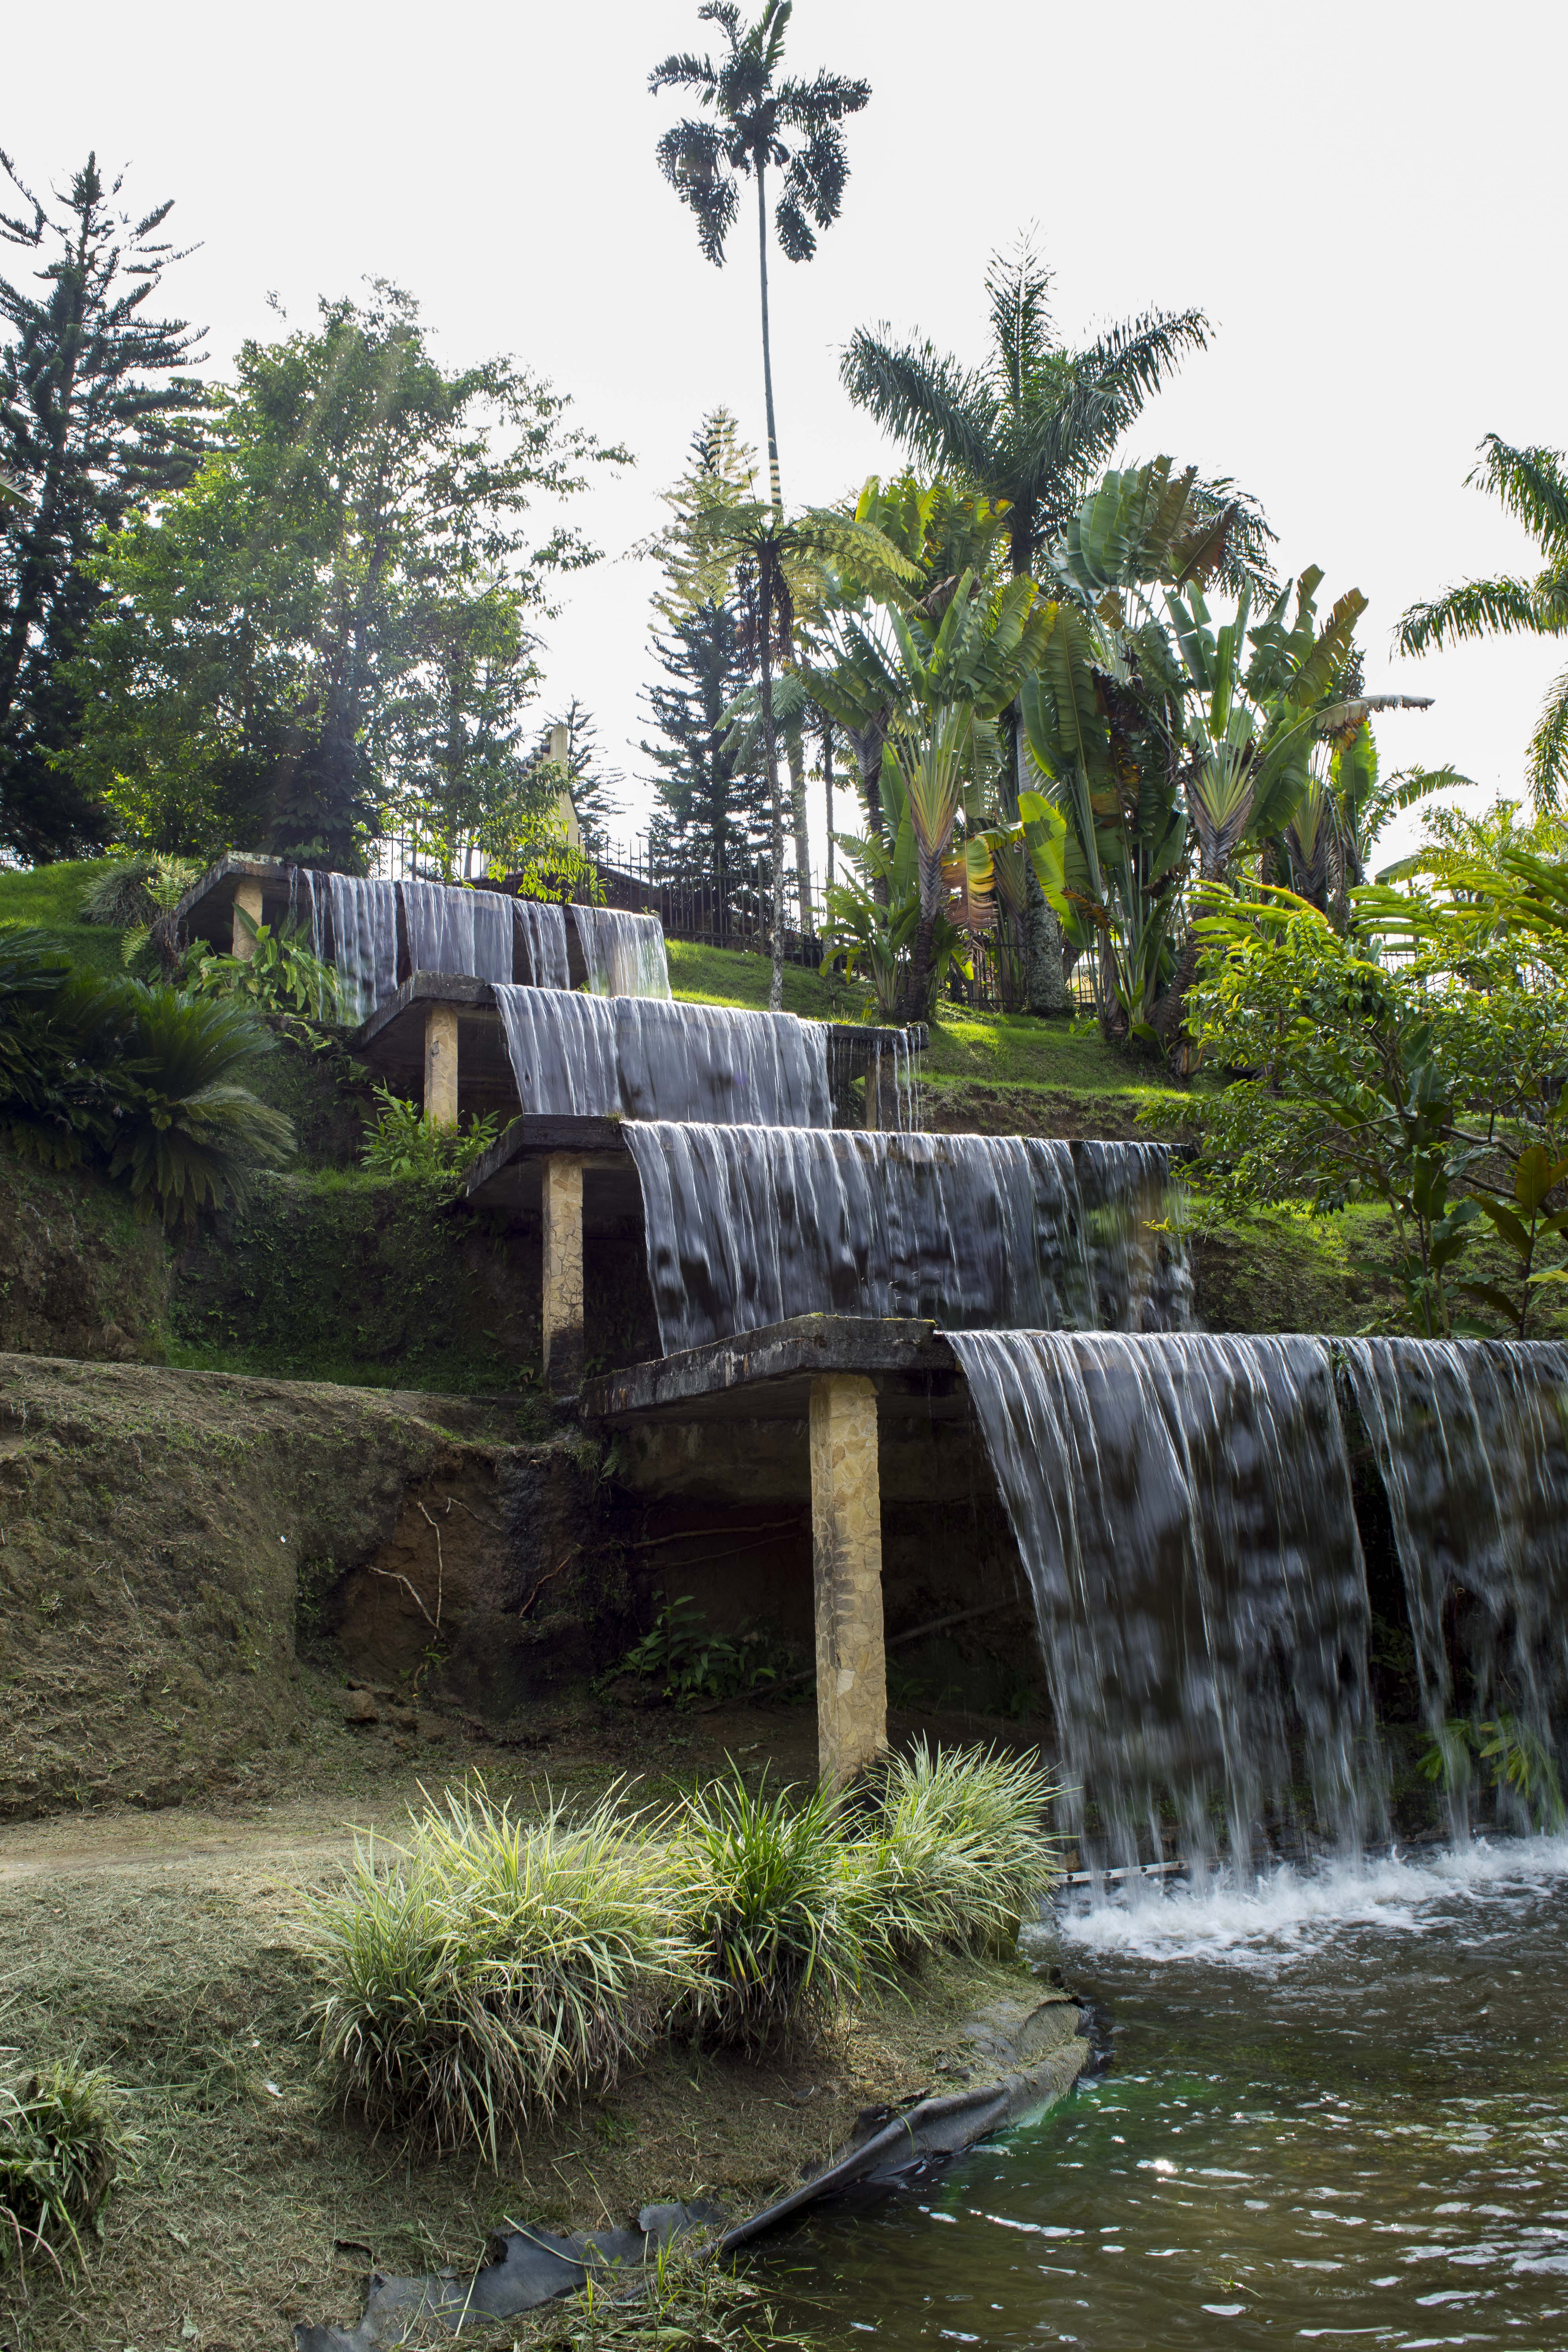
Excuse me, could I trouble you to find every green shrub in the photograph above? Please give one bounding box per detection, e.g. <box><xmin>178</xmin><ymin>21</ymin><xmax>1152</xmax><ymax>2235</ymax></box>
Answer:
<box><xmin>359</xmin><ymin>1082</ymin><xmax>500</xmax><ymax>1187</ymax></box>
<box><xmin>183</xmin><ymin>908</ymin><xmax>345</xmax><ymax>1031</ymax></box>
<box><xmin>308</xmin><ymin>1786</ymin><xmax>696</xmax><ymax>2158</ymax></box>
<box><xmin>0</xmin><ymin>931</ymin><xmax>295</xmax><ymax>1227</ymax></box>
<box><xmin>0</xmin><ymin>2062</ymin><xmax>127</xmax><ymax>2273</ymax></box>
<box><xmin>860</xmin><ymin>1740</ymin><xmax>1062</xmax><ymax>1958</ymax></box>
<box><xmin>604</xmin><ymin>1597</ymin><xmax>804</xmax><ymax>1709</ymax></box>
<box><xmin>673</xmin><ymin>1772</ymin><xmax>880</xmax><ymax>2052</ymax></box>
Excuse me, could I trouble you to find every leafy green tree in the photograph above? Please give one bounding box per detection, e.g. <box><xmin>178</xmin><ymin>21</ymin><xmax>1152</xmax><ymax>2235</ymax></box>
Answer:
<box><xmin>1398</xmin><ymin>436</ymin><xmax>1568</xmax><ymax>805</ymax></box>
<box><xmin>650</xmin><ymin>0</ymin><xmax>869</xmax><ymax>511</ymax></box>
<box><xmin>0</xmin><ymin>152</ymin><xmax>206</xmax><ymax>862</ymax></box>
<box><xmin>67</xmin><ymin>284</ymin><xmax>625</xmax><ymax>869</ymax></box>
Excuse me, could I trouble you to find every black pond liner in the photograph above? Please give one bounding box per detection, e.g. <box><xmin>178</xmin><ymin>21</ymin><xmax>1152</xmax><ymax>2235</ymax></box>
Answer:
<box><xmin>294</xmin><ymin>1995</ymin><xmax>1090</xmax><ymax>2350</ymax></box>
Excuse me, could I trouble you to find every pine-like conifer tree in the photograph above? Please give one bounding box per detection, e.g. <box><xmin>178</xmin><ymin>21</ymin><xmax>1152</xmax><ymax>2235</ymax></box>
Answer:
<box><xmin>0</xmin><ymin>152</ymin><xmax>206</xmax><ymax>861</ymax></box>
<box><xmin>641</xmin><ymin>599</ymin><xmax>770</xmax><ymax>908</ymax></box>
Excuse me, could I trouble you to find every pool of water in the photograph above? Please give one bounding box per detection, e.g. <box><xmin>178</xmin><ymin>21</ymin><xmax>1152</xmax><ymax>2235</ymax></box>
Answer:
<box><xmin>771</xmin><ymin>1842</ymin><xmax>1568</xmax><ymax>2349</ymax></box>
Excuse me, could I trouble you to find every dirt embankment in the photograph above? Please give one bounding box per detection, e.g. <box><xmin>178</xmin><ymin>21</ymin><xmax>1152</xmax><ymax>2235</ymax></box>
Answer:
<box><xmin>0</xmin><ymin>1148</ymin><xmax>169</xmax><ymax>1361</ymax></box>
<box><xmin>0</xmin><ymin>1802</ymin><xmax>1067</xmax><ymax>2352</ymax></box>
<box><xmin>0</xmin><ymin>1356</ymin><xmax>612</xmax><ymax>1818</ymax></box>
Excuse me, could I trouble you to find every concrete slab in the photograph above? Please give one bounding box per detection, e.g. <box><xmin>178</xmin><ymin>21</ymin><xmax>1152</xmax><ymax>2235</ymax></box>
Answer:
<box><xmin>580</xmin><ymin>1314</ymin><xmax>964</xmax><ymax>1427</ymax></box>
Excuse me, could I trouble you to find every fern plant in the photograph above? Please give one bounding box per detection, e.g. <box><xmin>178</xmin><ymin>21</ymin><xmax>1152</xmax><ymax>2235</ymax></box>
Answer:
<box><xmin>359</xmin><ymin>1084</ymin><xmax>500</xmax><ymax>1188</ymax></box>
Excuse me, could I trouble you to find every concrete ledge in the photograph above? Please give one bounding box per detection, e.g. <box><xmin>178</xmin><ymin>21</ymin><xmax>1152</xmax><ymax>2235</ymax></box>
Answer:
<box><xmin>581</xmin><ymin>1315</ymin><xmax>961</xmax><ymax>1426</ymax></box>
<box><xmin>172</xmin><ymin>853</ymin><xmax>299</xmax><ymax>946</ymax></box>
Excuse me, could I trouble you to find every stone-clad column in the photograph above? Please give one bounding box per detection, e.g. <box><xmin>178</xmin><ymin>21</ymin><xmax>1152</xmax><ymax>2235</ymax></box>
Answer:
<box><xmin>809</xmin><ymin>1373</ymin><xmax>888</xmax><ymax>1786</ymax></box>
<box><xmin>423</xmin><ymin>1003</ymin><xmax>459</xmax><ymax>1129</ymax></box>
<box><xmin>231</xmin><ymin>876</ymin><xmax>265</xmax><ymax>960</ymax></box>
<box><xmin>542</xmin><ymin>1154</ymin><xmax>586</xmax><ymax>1395</ymax></box>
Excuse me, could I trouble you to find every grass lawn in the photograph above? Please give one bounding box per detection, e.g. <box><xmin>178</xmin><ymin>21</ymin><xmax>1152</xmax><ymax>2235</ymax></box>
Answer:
<box><xmin>666</xmin><ymin>938</ymin><xmax>1185</xmax><ymax>1108</ymax></box>
<box><xmin>0</xmin><ymin>854</ymin><xmax>127</xmax><ymax>974</ymax></box>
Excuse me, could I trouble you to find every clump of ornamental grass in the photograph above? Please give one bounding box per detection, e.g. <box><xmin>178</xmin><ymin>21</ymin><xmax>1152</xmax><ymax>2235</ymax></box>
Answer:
<box><xmin>307</xmin><ymin>1784</ymin><xmax>698</xmax><ymax>2159</ymax></box>
<box><xmin>0</xmin><ymin>2061</ymin><xmax>127</xmax><ymax>2275</ymax></box>
<box><xmin>673</xmin><ymin>1771</ymin><xmax>883</xmax><ymax>2053</ymax></box>
<box><xmin>859</xmin><ymin>1740</ymin><xmax>1062</xmax><ymax>1959</ymax></box>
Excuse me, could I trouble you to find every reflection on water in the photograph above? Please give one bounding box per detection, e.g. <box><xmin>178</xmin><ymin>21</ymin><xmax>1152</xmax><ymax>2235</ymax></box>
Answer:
<box><xmin>772</xmin><ymin>1845</ymin><xmax>1568</xmax><ymax>2349</ymax></box>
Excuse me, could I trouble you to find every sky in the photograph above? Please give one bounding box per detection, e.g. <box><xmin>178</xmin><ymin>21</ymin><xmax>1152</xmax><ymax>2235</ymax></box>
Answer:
<box><xmin>8</xmin><ymin>0</ymin><xmax>1565</xmax><ymax>874</ymax></box>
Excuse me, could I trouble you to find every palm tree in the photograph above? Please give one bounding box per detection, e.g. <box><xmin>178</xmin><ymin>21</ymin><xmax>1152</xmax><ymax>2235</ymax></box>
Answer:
<box><xmin>842</xmin><ymin>240</ymin><xmax>1219</xmax><ymax>584</ymax></box>
<box><xmin>650</xmin><ymin>1</ymin><xmax>869</xmax><ymax>513</ymax></box>
<box><xmin>842</xmin><ymin>241</ymin><xmax>1227</xmax><ymax>1010</ymax></box>
<box><xmin>1398</xmin><ymin>436</ymin><xmax>1568</xmax><ymax>807</ymax></box>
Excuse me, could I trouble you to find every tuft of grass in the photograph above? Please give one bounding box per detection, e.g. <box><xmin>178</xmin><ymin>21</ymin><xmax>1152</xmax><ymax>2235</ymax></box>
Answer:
<box><xmin>860</xmin><ymin>1740</ymin><xmax>1062</xmax><ymax>1958</ymax></box>
<box><xmin>530</xmin><ymin>2235</ymin><xmax>812</xmax><ymax>2352</ymax></box>
<box><xmin>673</xmin><ymin>1772</ymin><xmax>881</xmax><ymax>2054</ymax></box>
<box><xmin>307</xmin><ymin>1785</ymin><xmax>699</xmax><ymax>2159</ymax></box>
<box><xmin>0</xmin><ymin>2061</ymin><xmax>127</xmax><ymax>2275</ymax></box>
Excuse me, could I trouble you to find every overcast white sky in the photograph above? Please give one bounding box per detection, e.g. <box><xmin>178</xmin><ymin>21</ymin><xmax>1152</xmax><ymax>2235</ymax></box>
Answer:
<box><xmin>9</xmin><ymin>0</ymin><xmax>1564</xmax><ymax>871</ymax></box>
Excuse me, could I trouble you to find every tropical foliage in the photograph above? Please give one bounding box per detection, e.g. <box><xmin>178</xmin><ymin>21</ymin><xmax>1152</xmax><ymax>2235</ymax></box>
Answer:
<box><xmin>1399</xmin><ymin>436</ymin><xmax>1568</xmax><ymax>806</ymax></box>
<box><xmin>0</xmin><ymin>927</ymin><xmax>294</xmax><ymax>1227</ymax></box>
<box><xmin>359</xmin><ymin>1083</ymin><xmax>501</xmax><ymax>1188</ymax></box>
<box><xmin>1154</xmin><ymin>848</ymin><xmax>1568</xmax><ymax>1335</ymax></box>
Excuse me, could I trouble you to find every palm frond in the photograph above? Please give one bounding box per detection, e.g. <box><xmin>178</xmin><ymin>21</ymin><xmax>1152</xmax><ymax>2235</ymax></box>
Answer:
<box><xmin>1072</xmin><ymin>307</ymin><xmax>1212</xmax><ymax>438</ymax></box>
<box><xmin>648</xmin><ymin>48</ymin><xmax>720</xmax><ymax>95</ymax></box>
<box><xmin>1398</xmin><ymin>573</ymin><xmax>1566</xmax><ymax>654</ymax></box>
<box><xmin>1469</xmin><ymin>434</ymin><xmax>1568</xmax><ymax>550</ymax></box>
<box><xmin>1529</xmin><ymin>661</ymin><xmax>1568</xmax><ymax>811</ymax></box>
<box><xmin>654</xmin><ymin>120</ymin><xmax>740</xmax><ymax>264</ymax></box>
<box><xmin>839</xmin><ymin>326</ymin><xmax>998</xmax><ymax>485</ymax></box>
<box><xmin>985</xmin><ymin>236</ymin><xmax>1056</xmax><ymax>407</ymax></box>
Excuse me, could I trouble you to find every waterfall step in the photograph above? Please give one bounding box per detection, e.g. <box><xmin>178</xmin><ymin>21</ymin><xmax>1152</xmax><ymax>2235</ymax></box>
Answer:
<box><xmin>580</xmin><ymin>1313</ymin><xmax>963</xmax><ymax>1425</ymax></box>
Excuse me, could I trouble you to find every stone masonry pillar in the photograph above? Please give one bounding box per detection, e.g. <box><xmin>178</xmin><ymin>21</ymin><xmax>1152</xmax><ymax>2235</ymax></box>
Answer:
<box><xmin>231</xmin><ymin>876</ymin><xmax>265</xmax><ymax>960</ymax></box>
<box><xmin>542</xmin><ymin>1154</ymin><xmax>586</xmax><ymax>1395</ymax></box>
<box><xmin>809</xmin><ymin>1373</ymin><xmax>888</xmax><ymax>1786</ymax></box>
<box><xmin>423</xmin><ymin>1002</ymin><xmax>459</xmax><ymax>1129</ymax></box>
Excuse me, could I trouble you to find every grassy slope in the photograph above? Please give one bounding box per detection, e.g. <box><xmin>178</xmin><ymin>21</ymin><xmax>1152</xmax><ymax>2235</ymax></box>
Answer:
<box><xmin>0</xmin><ymin>856</ymin><xmax>127</xmax><ymax>974</ymax></box>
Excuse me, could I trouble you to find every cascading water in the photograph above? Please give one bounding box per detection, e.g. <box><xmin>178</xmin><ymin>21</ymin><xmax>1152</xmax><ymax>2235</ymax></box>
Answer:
<box><xmin>624</xmin><ymin>1128</ymin><xmax>1188</xmax><ymax>1356</ymax></box>
<box><xmin>325</xmin><ymin>874</ymin><xmax>399</xmax><ymax>1023</ymax></box>
<box><xmin>512</xmin><ymin>897</ymin><xmax>570</xmax><ymax>991</ymax></box>
<box><xmin>1340</xmin><ymin>1336</ymin><xmax>1568</xmax><ymax>1832</ymax></box>
<box><xmin>401</xmin><ymin>879</ymin><xmax>516</xmax><ymax>985</ymax></box>
<box><xmin>494</xmin><ymin>985</ymin><xmax>832</xmax><ymax>1127</ymax></box>
<box><xmin>571</xmin><ymin>904</ymin><xmax>673</xmax><ymax>999</ymax></box>
<box><xmin>946</xmin><ymin>1330</ymin><xmax>1382</xmax><ymax>1875</ymax></box>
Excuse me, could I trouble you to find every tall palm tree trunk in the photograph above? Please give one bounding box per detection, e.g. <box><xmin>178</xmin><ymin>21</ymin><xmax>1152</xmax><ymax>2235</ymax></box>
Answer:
<box><xmin>822</xmin><ymin>714</ymin><xmax>835</xmax><ymax>894</ymax></box>
<box><xmin>754</xmin><ymin>155</ymin><xmax>783</xmax><ymax>516</ymax></box>
<box><xmin>785</xmin><ymin>713</ymin><xmax>813</xmax><ymax>935</ymax></box>
<box><xmin>759</xmin><ymin>608</ymin><xmax>786</xmax><ymax>1013</ymax></box>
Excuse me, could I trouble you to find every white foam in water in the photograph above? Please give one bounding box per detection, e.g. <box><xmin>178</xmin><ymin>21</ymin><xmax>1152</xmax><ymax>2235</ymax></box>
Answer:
<box><xmin>571</xmin><ymin>904</ymin><xmax>672</xmax><ymax>999</ymax></box>
<box><xmin>1056</xmin><ymin>1837</ymin><xmax>1568</xmax><ymax>1968</ymax></box>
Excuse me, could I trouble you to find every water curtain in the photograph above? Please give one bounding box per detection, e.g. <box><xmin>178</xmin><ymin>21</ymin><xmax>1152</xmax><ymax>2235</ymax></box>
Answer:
<box><xmin>624</xmin><ymin>1127</ymin><xmax>1187</xmax><ymax>1356</ymax></box>
<box><xmin>1340</xmin><ymin>1337</ymin><xmax>1568</xmax><ymax>1831</ymax></box>
<box><xmin>512</xmin><ymin>898</ymin><xmax>570</xmax><ymax>991</ymax></box>
<box><xmin>494</xmin><ymin>987</ymin><xmax>832</xmax><ymax>1128</ymax></box>
<box><xmin>401</xmin><ymin>880</ymin><xmax>516</xmax><ymax>987</ymax></box>
<box><xmin>571</xmin><ymin>905</ymin><xmax>673</xmax><ymax>999</ymax></box>
<box><xmin>948</xmin><ymin>1330</ymin><xmax>1381</xmax><ymax>1874</ymax></box>
<box><xmin>324</xmin><ymin>875</ymin><xmax>398</xmax><ymax>1025</ymax></box>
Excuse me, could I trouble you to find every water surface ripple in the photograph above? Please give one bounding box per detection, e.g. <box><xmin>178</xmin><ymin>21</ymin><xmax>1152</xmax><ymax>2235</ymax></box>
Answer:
<box><xmin>774</xmin><ymin>1847</ymin><xmax>1568</xmax><ymax>2350</ymax></box>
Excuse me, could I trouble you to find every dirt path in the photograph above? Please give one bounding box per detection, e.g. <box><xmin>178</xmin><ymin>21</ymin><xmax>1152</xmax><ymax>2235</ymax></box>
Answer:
<box><xmin>0</xmin><ymin>1796</ymin><xmax>386</xmax><ymax>1886</ymax></box>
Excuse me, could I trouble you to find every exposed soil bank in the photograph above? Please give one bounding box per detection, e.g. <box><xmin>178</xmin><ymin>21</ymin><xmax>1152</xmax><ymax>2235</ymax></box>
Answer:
<box><xmin>0</xmin><ymin>1794</ymin><xmax>1073</xmax><ymax>2351</ymax></box>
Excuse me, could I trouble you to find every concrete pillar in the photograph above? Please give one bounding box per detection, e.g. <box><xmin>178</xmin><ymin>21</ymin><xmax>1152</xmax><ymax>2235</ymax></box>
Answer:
<box><xmin>423</xmin><ymin>1002</ymin><xmax>459</xmax><ymax>1129</ymax></box>
<box><xmin>542</xmin><ymin>1154</ymin><xmax>586</xmax><ymax>1395</ymax></box>
<box><xmin>809</xmin><ymin>1373</ymin><xmax>888</xmax><ymax>1787</ymax></box>
<box><xmin>231</xmin><ymin>877</ymin><xmax>265</xmax><ymax>960</ymax></box>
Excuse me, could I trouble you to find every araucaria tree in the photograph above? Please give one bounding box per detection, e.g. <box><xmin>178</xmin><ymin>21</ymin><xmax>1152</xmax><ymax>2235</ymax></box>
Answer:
<box><xmin>1398</xmin><ymin>436</ymin><xmax>1568</xmax><ymax>806</ymax></box>
<box><xmin>0</xmin><ymin>152</ymin><xmax>206</xmax><ymax>862</ymax></box>
<box><xmin>67</xmin><ymin>284</ymin><xmax>625</xmax><ymax>869</ymax></box>
<box><xmin>650</xmin><ymin>0</ymin><xmax>869</xmax><ymax>512</ymax></box>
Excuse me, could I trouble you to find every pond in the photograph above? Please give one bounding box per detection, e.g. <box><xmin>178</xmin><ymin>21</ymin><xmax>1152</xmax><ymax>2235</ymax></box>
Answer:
<box><xmin>774</xmin><ymin>1842</ymin><xmax>1568</xmax><ymax>2348</ymax></box>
